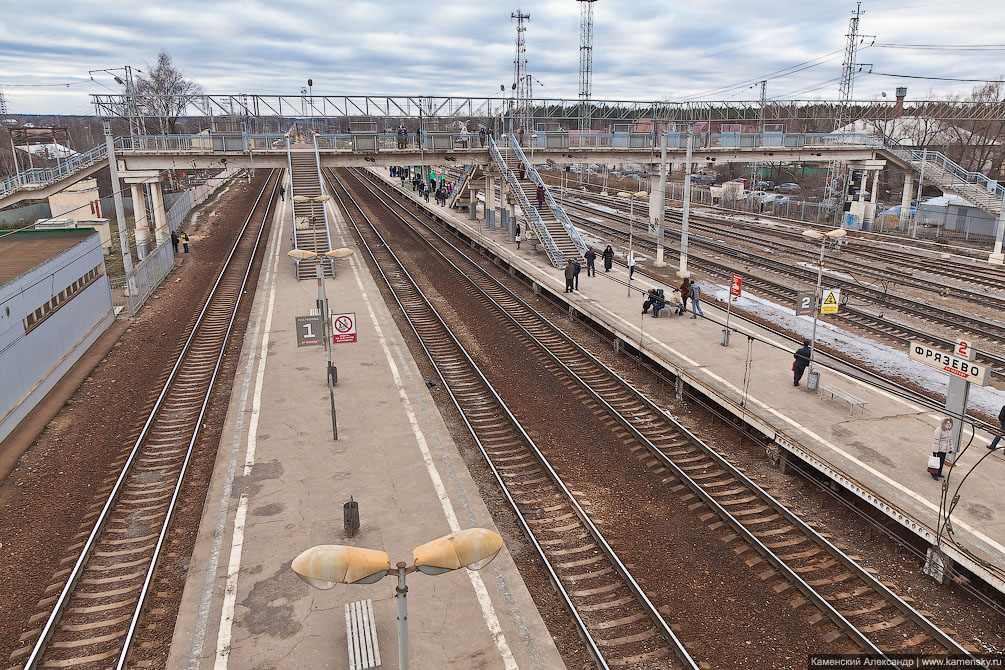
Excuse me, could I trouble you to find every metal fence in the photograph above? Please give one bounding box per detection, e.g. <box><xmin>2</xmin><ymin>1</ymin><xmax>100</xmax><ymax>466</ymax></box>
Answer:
<box><xmin>110</xmin><ymin>240</ymin><xmax>175</xmax><ymax>314</ymax></box>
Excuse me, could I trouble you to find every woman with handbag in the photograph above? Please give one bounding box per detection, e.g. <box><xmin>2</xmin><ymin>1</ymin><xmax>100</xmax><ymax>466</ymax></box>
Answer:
<box><xmin>929</xmin><ymin>418</ymin><xmax>954</xmax><ymax>480</ymax></box>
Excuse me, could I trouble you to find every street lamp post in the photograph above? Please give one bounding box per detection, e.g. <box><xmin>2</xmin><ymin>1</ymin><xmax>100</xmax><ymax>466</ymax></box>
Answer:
<box><xmin>801</xmin><ymin>228</ymin><xmax>847</xmax><ymax>389</ymax></box>
<box><xmin>292</xmin><ymin>528</ymin><xmax>504</xmax><ymax>670</ymax></box>
<box><xmin>287</xmin><ymin>245</ymin><xmax>354</xmax><ymax>440</ymax></box>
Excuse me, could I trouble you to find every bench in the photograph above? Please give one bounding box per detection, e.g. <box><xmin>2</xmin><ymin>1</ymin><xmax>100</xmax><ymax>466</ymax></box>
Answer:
<box><xmin>819</xmin><ymin>384</ymin><xmax>867</xmax><ymax>414</ymax></box>
<box><xmin>346</xmin><ymin>599</ymin><xmax>381</xmax><ymax>670</ymax></box>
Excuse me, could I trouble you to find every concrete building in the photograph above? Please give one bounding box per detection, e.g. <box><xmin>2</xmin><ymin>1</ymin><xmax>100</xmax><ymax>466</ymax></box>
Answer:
<box><xmin>0</xmin><ymin>228</ymin><xmax>114</xmax><ymax>443</ymax></box>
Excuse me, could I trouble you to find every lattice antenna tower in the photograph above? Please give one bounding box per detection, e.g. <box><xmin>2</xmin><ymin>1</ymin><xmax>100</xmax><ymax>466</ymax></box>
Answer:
<box><xmin>512</xmin><ymin>9</ymin><xmax>531</xmax><ymax>131</ymax></box>
<box><xmin>0</xmin><ymin>89</ymin><xmax>7</xmax><ymax>116</ymax></box>
<box><xmin>577</xmin><ymin>0</ymin><xmax>597</xmax><ymax>132</ymax></box>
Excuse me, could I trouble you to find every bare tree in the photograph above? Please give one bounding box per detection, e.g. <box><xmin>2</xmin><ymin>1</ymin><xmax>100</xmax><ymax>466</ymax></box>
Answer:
<box><xmin>134</xmin><ymin>51</ymin><xmax>201</xmax><ymax>135</ymax></box>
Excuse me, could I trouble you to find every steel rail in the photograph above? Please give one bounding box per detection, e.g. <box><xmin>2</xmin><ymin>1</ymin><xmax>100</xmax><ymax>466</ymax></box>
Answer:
<box><xmin>326</xmin><ymin>168</ymin><xmax>698</xmax><ymax>670</ymax></box>
<box><xmin>21</xmin><ymin>170</ymin><xmax>280</xmax><ymax>670</ymax></box>
<box><xmin>563</xmin><ymin>205</ymin><xmax>1005</xmax><ymax>380</ymax></box>
<box><xmin>353</xmin><ymin>166</ymin><xmax>986</xmax><ymax>664</ymax></box>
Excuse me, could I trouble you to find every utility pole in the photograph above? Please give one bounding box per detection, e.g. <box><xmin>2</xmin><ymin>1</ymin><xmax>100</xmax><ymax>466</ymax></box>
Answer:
<box><xmin>653</xmin><ymin>124</ymin><xmax>668</xmax><ymax>267</ymax></box>
<box><xmin>826</xmin><ymin>2</ymin><xmax>873</xmax><ymax>226</ymax></box>
<box><xmin>511</xmin><ymin>9</ymin><xmax>531</xmax><ymax>134</ymax></box>
<box><xmin>678</xmin><ymin>131</ymin><xmax>694</xmax><ymax>279</ymax></box>
<box><xmin>577</xmin><ymin>0</ymin><xmax>597</xmax><ymax>180</ymax></box>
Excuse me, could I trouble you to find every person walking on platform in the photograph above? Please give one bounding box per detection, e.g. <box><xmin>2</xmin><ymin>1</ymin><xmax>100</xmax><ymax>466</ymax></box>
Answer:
<box><xmin>602</xmin><ymin>245</ymin><xmax>614</xmax><ymax>272</ymax></box>
<box><xmin>627</xmin><ymin>249</ymin><xmax>636</xmax><ymax>279</ymax></box>
<box><xmin>515</xmin><ymin>223</ymin><xmax>522</xmax><ymax>249</ymax></box>
<box><xmin>990</xmin><ymin>404</ymin><xmax>1005</xmax><ymax>450</ymax></box>
<box><xmin>564</xmin><ymin>259</ymin><xmax>576</xmax><ymax>293</ymax></box>
<box><xmin>930</xmin><ymin>418</ymin><xmax>954</xmax><ymax>479</ymax></box>
<box><xmin>171</xmin><ymin>231</ymin><xmax>179</xmax><ymax>253</ymax></box>
<box><xmin>584</xmin><ymin>248</ymin><xmax>597</xmax><ymax>276</ymax></box>
<box><xmin>536</xmin><ymin>184</ymin><xmax>545</xmax><ymax>210</ymax></box>
<box><xmin>279</xmin><ymin>185</ymin><xmax>285</xmax><ymax>200</ymax></box>
<box><xmin>573</xmin><ymin>258</ymin><xmax>581</xmax><ymax>289</ymax></box>
<box><xmin>423</xmin><ymin>184</ymin><xmax>430</xmax><ymax>203</ymax></box>
<box><xmin>680</xmin><ymin>277</ymin><xmax>692</xmax><ymax>311</ymax></box>
<box><xmin>792</xmin><ymin>340</ymin><xmax>811</xmax><ymax>387</ymax></box>
<box><xmin>689</xmin><ymin>282</ymin><xmax>703</xmax><ymax>318</ymax></box>
<box><xmin>180</xmin><ymin>231</ymin><xmax>190</xmax><ymax>253</ymax></box>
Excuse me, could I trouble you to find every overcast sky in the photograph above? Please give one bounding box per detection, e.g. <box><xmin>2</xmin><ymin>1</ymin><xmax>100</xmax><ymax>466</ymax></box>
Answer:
<box><xmin>1</xmin><ymin>0</ymin><xmax>1003</xmax><ymax>115</ymax></box>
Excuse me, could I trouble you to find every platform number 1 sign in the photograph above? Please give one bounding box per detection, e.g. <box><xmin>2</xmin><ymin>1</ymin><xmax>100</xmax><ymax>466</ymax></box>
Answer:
<box><xmin>295</xmin><ymin>315</ymin><xmax>324</xmax><ymax>347</ymax></box>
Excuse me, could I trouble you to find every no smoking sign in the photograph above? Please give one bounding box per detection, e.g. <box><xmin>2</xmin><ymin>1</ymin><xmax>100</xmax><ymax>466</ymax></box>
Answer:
<box><xmin>332</xmin><ymin>312</ymin><xmax>357</xmax><ymax>344</ymax></box>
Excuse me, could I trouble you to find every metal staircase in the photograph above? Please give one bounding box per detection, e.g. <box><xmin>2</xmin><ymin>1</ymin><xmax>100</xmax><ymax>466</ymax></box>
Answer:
<box><xmin>289</xmin><ymin>139</ymin><xmax>334</xmax><ymax>280</ymax></box>
<box><xmin>882</xmin><ymin>141</ymin><xmax>1005</xmax><ymax>216</ymax></box>
<box><xmin>447</xmin><ymin>164</ymin><xmax>475</xmax><ymax>209</ymax></box>
<box><xmin>487</xmin><ymin>137</ymin><xmax>565</xmax><ymax>267</ymax></box>
<box><xmin>508</xmin><ymin>140</ymin><xmax>588</xmax><ymax>261</ymax></box>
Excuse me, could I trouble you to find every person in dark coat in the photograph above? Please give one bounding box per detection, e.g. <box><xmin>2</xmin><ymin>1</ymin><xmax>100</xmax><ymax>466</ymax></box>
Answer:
<box><xmin>584</xmin><ymin>248</ymin><xmax>597</xmax><ymax>276</ymax></box>
<box><xmin>171</xmin><ymin>231</ymin><xmax>179</xmax><ymax>253</ymax></box>
<box><xmin>515</xmin><ymin>222</ymin><xmax>522</xmax><ymax>249</ymax></box>
<box><xmin>536</xmin><ymin>184</ymin><xmax>545</xmax><ymax>210</ymax></box>
<box><xmin>989</xmin><ymin>404</ymin><xmax>1005</xmax><ymax>450</ymax></box>
<box><xmin>602</xmin><ymin>245</ymin><xmax>614</xmax><ymax>272</ymax></box>
<box><xmin>793</xmin><ymin>340</ymin><xmax>811</xmax><ymax>387</ymax></box>
<box><xmin>519</xmin><ymin>163</ymin><xmax>526</xmax><ymax>180</ymax></box>
<box><xmin>564</xmin><ymin>259</ymin><xmax>576</xmax><ymax>293</ymax></box>
<box><xmin>651</xmin><ymin>289</ymin><xmax>667</xmax><ymax>317</ymax></box>
<box><xmin>572</xmin><ymin>259</ymin><xmax>581</xmax><ymax>289</ymax></box>
<box><xmin>680</xmin><ymin>278</ymin><xmax>692</xmax><ymax>311</ymax></box>
<box><xmin>642</xmin><ymin>288</ymin><xmax>660</xmax><ymax>314</ymax></box>
<box><xmin>279</xmin><ymin>185</ymin><xmax>285</xmax><ymax>200</ymax></box>
<box><xmin>479</xmin><ymin>127</ymin><xmax>487</xmax><ymax>147</ymax></box>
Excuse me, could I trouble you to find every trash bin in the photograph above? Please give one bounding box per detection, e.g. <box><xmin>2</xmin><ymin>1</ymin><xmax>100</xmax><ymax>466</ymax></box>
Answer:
<box><xmin>807</xmin><ymin>370</ymin><xmax>820</xmax><ymax>391</ymax></box>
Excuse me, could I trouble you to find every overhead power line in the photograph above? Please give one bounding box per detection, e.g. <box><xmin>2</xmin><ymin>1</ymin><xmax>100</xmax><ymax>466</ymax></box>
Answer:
<box><xmin>869</xmin><ymin>72</ymin><xmax>1005</xmax><ymax>82</ymax></box>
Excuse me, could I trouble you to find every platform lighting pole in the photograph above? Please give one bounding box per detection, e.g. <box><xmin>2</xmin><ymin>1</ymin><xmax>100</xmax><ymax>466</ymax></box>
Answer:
<box><xmin>990</xmin><ymin>197</ymin><xmax>1005</xmax><ymax>265</ymax></box>
<box><xmin>625</xmin><ymin>192</ymin><xmax>642</xmax><ymax>297</ymax></box>
<box><xmin>291</xmin><ymin>529</ymin><xmax>504</xmax><ymax>670</ymax></box>
<box><xmin>677</xmin><ymin>131</ymin><xmax>694</xmax><ymax>279</ymax></box>
<box><xmin>802</xmin><ymin>228</ymin><xmax>847</xmax><ymax>387</ymax></box>
<box><xmin>654</xmin><ymin>123</ymin><xmax>669</xmax><ymax>267</ymax></box>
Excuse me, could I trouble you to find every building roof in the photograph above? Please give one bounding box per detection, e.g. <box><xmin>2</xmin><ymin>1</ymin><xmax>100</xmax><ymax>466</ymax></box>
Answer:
<box><xmin>0</xmin><ymin>229</ymin><xmax>96</xmax><ymax>288</ymax></box>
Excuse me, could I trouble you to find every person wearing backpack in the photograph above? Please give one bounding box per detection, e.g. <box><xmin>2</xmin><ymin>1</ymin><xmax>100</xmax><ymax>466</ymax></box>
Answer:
<box><xmin>689</xmin><ymin>282</ymin><xmax>703</xmax><ymax>319</ymax></box>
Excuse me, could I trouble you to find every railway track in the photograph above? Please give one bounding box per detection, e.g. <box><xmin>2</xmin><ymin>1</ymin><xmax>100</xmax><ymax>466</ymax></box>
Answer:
<box><xmin>559</xmin><ymin>200</ymin><xmax>1005</xmax><ymax>379</ymax></box>
<box><xmin>9</xmin><ymin>171</ymin><xmax>280</xmax><ymax>670</ymax></box>
<box><xmin>337</xmin><ymin>167</ymin><xmax>983</xmax><ymax>666</ymax></box>
<box><xmin>327</xmin><ymin>168</ymin><xmax>696</xmax><ymax>669</ymax></box>
<box><xmin>559</xmin><ymin>184</ymin><xmax>1005</xmax><ymax>294</ymax></box>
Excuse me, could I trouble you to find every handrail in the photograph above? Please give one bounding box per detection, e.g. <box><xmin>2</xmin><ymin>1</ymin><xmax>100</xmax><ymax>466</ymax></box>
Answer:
<box><xmin>312</xmin><ymin>133</ymin><xmax>336</xmax><ymax>275</ymax></box>
<box><xmin>488</xmin><ymin>136</ymin><xmax>563</xmax><ymax>267</ymax></box>
<box><xmin>447</xmin><ymin>164</ymin><xmax>474</xmax><ymax>209</ymax></box>
<box><xmin>881</xmin><ymin>136</ymin><xmax>1005</xmax><ymax>201</ymax></box>
<box><xmin>510</xmin><ymin>139</ymin><xmax>588</xmax><ymax>255</ymax></box>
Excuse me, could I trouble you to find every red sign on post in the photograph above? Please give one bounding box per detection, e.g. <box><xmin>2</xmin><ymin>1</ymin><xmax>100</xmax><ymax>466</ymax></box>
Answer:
<box><xmin>332</xmin><ymin>313</ymin><xmax>357</xmax><ymax>344</ymax></box>
<box><xmin>730</xmin><ymin>274</ymin><xmax>742</xmax><ymax>297</ymax></box>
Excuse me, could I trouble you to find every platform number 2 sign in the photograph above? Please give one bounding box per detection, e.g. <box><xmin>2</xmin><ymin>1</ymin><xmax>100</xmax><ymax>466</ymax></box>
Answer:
<box><xmin>795</xmin><ymin>291</ymin><xmax>814</xmax><ymax>316</ymax></box>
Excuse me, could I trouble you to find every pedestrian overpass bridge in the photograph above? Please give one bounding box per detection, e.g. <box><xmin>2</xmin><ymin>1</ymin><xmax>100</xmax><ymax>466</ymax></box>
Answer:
<box><xmin>0</xmin><ymin>129</ymin><xmax>890</xmax><ymax>209</ymax></box>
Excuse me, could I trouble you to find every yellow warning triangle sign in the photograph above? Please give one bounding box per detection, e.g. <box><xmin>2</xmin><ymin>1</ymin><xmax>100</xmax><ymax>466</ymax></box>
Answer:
<box><xmin>823</xmin><ymin>292</ymin><xmax>837</xmax><ymax>305</ymax></box>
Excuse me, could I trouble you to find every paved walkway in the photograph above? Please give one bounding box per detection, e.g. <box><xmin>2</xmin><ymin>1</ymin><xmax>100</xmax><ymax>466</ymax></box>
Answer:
<box><xmin>166</xmin><ymin>175</ymin><xmax>566</xmax><ymax>670</ymax></box>
<box><xmin>374</xmin><ymin>168</ymin><xmax>1005</xmax><ymax>596</ymax></box>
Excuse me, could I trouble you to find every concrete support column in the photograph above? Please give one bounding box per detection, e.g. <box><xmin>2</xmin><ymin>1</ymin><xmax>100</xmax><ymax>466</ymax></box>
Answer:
<box><xmin>150</xmin><ymin>180</ymin><xmax>169</xmax><ymax>247</ymax></box>
<box><xmin>990</xmin><ymin>197</ymin><xmax>1005</xmax><ymax>265</ymax></box>
<box><xmin>899</xmin><ymin>173</ymin><xmax>914</xmax><ymax>233</ymax></box>
<box><xmin>468</xmin><ymin>190</ymin><xmax>479</xmax><ymax>220</ymax></box>
<box><xmin>858</xmin><ymin>169</ymin><xmax>868</xmax><ymax>201</ymax></box>
<box><xmin>484</xmin><ymin>176</ymin><xmax>496</xmax><ymax>229</ymax></box>
<box><xmin>131</xmin><ymin>183</ymin><xmax>151</xmax><ymax>259</ymax></box>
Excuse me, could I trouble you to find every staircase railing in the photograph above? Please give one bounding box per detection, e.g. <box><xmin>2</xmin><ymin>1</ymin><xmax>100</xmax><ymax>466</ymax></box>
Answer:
<box><xmin>312</xmin><ymin>133</ymin><xmax>335</xmax><ymax>276</ymax></box>
<box><xmin>881</xmin><ymin>136</ymin><xmax>1004</xmax><ymax>207</ymax></box>
<box><xmin>509</xmin><ymin>138</ymin><xmax>588</xmax><ymax>256</ymax></box>
<box><xmin>447</xmin><ymin>164</ymin><xmax>474</xmax><ymax>209</ymax></box>
<box><xmin>0</xmin><ymin>136</ymin><xmax>127</xmax><ymax>200</ymax></box>
<box><xmin>488</xmin><ymin>137</ymin><xmax>563</xmax><ymax>267</ymax></box>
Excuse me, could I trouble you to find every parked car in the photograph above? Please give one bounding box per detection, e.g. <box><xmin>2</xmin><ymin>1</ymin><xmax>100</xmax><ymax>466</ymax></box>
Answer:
<box><xmin>756</xmin><ymin>180</ymin><xmax>775</xmax><ymax>191</ymax></box>
<box><xmin>690</xmin><ymin>174</ymin><xmax>715</xmax><ymax>185</ymax></box>
<box><xmin>775</xmin><ymin>183</ymin><xmax>801</xmax><ymax>194</ymax></box>
<box><xmin>760</xmin><ymin>193</ymin><xmax>787</xmax><ymax>205</ymax></box>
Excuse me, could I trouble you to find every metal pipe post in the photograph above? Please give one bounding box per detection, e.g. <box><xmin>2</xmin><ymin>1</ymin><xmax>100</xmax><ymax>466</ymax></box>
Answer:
<box><xmin>808</xmin><ymin>240</ymin><xmax>826</xmax><ymax>376</ymax></box>
<box><xmin>395</xmin><ymin>563</ymin><xmax>409</xmax><ymax>670</ymax></box>
<box><xmin>678</xmin><ymin>132</ymin><xmax>694</xmax><ymax>278</ymax></box>
<box><xmin>105</xmin><ymin>122</ymin><xmax>134</xmax><ymax>284</ymax></box>
<box><xmin>653</xmin><ymin>124</ymin><xmax>669</xmax><ymax>267</ymax></box>
<box><xmin>627</xmin><ymin>198</ymin><xmax>634</xmax><ymax>296</ymax></box>
<box><xmin>910</xmin><ymin>149</ymin><xmax>927</xmax><ymax>238</ymax></box>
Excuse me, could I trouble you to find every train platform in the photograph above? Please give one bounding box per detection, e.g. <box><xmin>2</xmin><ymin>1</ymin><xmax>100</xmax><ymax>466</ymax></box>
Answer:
<box><xmin>372</xmin><ymin>169</ymin><xmax>1005</xmax><ymax>596</ymax></box>
<box><xmin>165</xmin><ymin>179</ymin><xmax>567</xmax><ymax>670</ymax></box>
